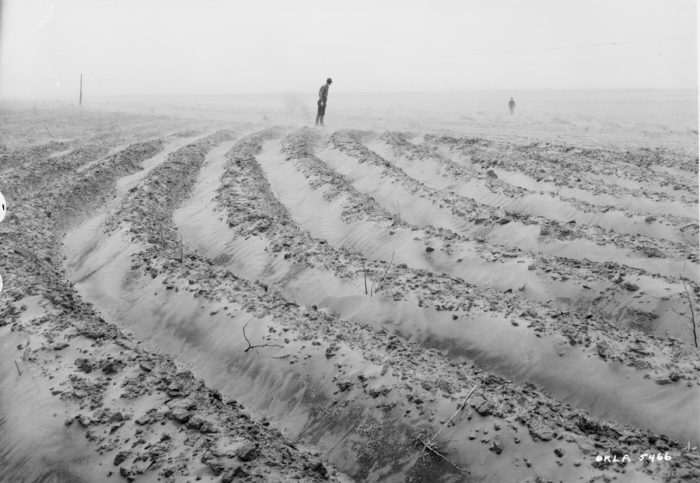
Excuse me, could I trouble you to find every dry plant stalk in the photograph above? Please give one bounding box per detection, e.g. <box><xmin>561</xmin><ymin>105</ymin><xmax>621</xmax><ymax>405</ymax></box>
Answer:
<box><xmin>680</xmin><ymin>277</ymin><xmax>697</xmax><ymax>348</ymax></box>
<box><xmin>362</xmin><ymin>261</ymin><xmax>368</xmax><ymax>295</ymax></box>
<box><xmin>374</xmin><ymin>251</ymin><xmax>395</xmax><ymax>295</ymax></box>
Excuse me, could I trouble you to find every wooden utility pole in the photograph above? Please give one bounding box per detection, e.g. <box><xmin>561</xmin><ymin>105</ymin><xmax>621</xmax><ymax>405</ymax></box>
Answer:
<box><xmin>79</xmin><ymin>74</ymin><xmax>83</xmax><ymax>107</ymax></box>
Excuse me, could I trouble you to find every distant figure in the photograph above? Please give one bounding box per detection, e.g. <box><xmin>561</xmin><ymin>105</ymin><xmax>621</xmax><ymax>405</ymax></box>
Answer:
<box><xmin>316</xmin><ymin>77</ymin><xmax>333</xmax><ymax>126</ymax></box>
<box><xmin>508</xmin><ymin>97</ymin><xmax>516</xmax><ymax>115</ymax></box>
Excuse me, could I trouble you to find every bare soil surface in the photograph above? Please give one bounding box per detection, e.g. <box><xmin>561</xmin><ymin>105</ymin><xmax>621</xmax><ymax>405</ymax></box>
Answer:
<box><xmin>1</xmin><ymin>104</ymin><xmax>698</xmax><ymax>482</ymax></box>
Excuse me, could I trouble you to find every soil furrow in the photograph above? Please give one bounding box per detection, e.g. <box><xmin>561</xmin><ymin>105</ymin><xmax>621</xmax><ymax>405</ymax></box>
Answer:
<box><xmin>373</xmin><ymin>131</ymin><xmax>699</xmax><ymax>271</ymax></box>
<box><xmin>64</xmin><ymin>126</ymin><xmax>699</xmax><ymax>482</ymax></box>
<box><xmin>424</xmin><ymin>134</ymin><xmax>698</xmax><ymax>203</ymax></box>
<box><xmin>319</xmin><ymin>130</ymin><xmax>698</xmax><ymax>344</ymax></box>
<box><xmin>380</xmin><ymin>132</ymin><xmax>693</xmax><ymax>243</ymax></box>
<box><xmin>2</xmin><ymin>104</ymin><xmax>698</xmax><ymax>483</ymax></box>
<box><xmin>1</xmin><ymin>129</ymin><xmax>339</xmax><ymax>482</ymax></box>
<box><xmin>259</xmin><ymin>129</ymin><xmax>699</xmax><ymax>346</ymax></box>
<box><xmin>170</xmin><ymin>130</ymin><xmax>700</xmax><ymax>446</ymax></box>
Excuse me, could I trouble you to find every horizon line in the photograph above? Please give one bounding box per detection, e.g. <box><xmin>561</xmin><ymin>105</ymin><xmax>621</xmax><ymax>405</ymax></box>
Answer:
<box><xmin>1</xmin><ymin>86</ymin><xmax>697</xmax><ymax>100</ymax></box>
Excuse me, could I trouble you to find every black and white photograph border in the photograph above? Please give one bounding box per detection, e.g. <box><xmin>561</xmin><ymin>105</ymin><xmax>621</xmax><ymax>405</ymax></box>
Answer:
<box><xmin>0</xmin><ymin>1</ymin><xmax>698</xmax><ymax>482</ymax></box>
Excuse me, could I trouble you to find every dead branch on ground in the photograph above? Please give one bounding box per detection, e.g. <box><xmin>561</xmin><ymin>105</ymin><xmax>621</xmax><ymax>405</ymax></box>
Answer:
<box><xmin>422</xmin><ymin>444</ymin><xmax>468</xmax><ymax>473</ymax></box>
<box><xmin>242</xmin><ymin>320</ymin><xmax>284</xmax><ymax>353</ymax></box>
<box><xmin>413</xmin><ymin>384</ymin><xmax>478</xmax><ymax>474</ymax></box>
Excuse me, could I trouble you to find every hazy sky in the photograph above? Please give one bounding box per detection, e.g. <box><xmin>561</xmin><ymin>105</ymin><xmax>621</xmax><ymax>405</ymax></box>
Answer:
<box><xmin>0</xmin><ymin>0</ymin><xmax>697</xmax><ymax>97</ymax></box>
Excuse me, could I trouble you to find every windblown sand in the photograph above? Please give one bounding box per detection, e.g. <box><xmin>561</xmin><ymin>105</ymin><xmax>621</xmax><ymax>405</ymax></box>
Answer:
<box><xmin>1</xmin><ymin>92</ymin><xmax>698</xmax><ymax>482</ymax></box>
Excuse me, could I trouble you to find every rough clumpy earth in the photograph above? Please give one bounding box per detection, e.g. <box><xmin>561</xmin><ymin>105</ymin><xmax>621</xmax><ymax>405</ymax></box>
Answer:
<box><xmin>0</xmin><ymin>114</ymin><xmax>337</xmax><ymax>482</ymax></box>
<box><xmin>0</xmin><ymin>106</ymin><xmax>698</xmax><ymax>482</ymax></box>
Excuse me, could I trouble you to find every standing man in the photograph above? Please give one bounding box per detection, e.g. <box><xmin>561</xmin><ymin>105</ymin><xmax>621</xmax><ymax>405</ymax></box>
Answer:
<box><xmin>508</xmin><ymin>97</ymin><xmax>516</xmax><ymax>115</ymax></box>
<box><xmin>316</xmin><ymin>77</ymin><xmax>333</xmax><ymax>126</ymax></box>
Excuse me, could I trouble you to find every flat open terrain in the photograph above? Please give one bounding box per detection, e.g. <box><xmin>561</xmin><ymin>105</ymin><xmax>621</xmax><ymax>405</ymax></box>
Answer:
<box><xmin>0</xmin><ymin>92</ymin><xmax>698</xmax><ymax>482</ymax></box>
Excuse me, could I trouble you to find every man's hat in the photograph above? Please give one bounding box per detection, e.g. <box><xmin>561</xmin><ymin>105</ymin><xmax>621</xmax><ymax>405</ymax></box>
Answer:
<box><xmin>327</xmin><ymin>78</ymin><xmax>333</xmax><ymax>84</ymax></box>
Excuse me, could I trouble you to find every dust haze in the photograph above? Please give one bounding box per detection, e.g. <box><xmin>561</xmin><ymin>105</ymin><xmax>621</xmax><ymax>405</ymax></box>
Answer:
<box><xmin>1</xmin><ymin>0</ymin><xmax>697</xmax><ymax>98</ymax></box>
<box><xmin>0</xmin><ymin>1</ymin><xmax>698</xmax><ymax>483</ymax></box>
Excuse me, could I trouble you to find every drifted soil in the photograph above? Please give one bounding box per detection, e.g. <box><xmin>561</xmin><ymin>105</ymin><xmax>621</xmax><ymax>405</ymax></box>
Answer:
<box><xmin>0</xmin><ymin>110</ymin><xmax>338</xmax><ymax>482</ymax></box>
<box><xmin>0</xmin><ymin>106</ymin><xmax>698</xmax><ymax>482</ymax></box>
